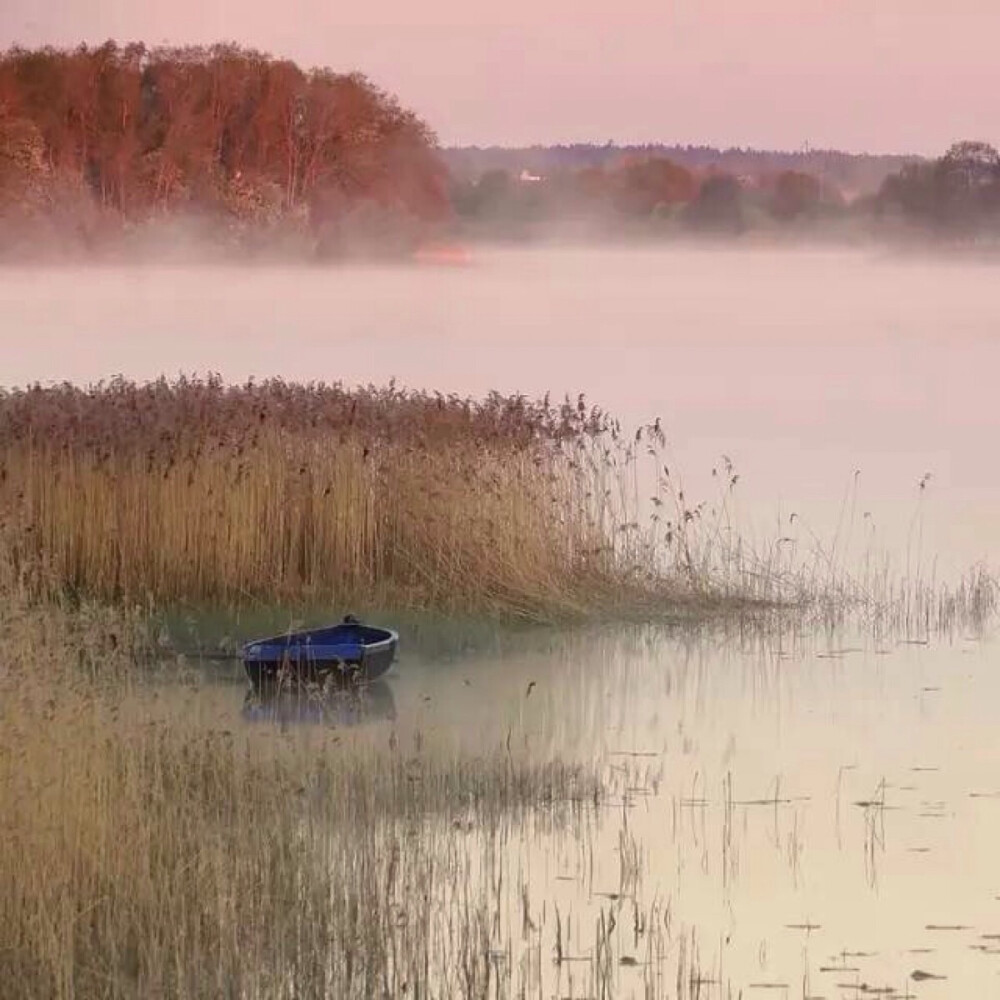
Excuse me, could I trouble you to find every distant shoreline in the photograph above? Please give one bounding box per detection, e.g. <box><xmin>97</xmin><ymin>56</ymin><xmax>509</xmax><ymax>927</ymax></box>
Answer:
<box><xmin>2</xmin><ymin>218</ymin><xmax>998</xmax><ymax>267</ymax></box>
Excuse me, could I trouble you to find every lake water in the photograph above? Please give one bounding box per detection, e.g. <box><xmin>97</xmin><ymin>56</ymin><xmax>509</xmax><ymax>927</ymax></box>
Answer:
<box><xmin>180</xmin><ymin>619</ymin><xmax>1000</xmax><ymax>996</ymax></box>
<box><xmin>5</xmin><ymin>245</ymin><xmax>1000</xmax><ymax>994</ymax></box>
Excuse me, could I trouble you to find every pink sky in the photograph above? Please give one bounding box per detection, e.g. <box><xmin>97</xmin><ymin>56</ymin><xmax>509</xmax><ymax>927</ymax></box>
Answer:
<box><xmin>2</xmin><ymin>1</ymin><xmax>997</xmax><ymax>154</ymax></box>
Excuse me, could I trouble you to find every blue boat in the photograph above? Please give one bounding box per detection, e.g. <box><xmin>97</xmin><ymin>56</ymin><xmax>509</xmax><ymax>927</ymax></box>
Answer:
<box><xmin>242</xmin><ymin>615</ymin><xmax>398</xmax><ymax>690</ymax></box>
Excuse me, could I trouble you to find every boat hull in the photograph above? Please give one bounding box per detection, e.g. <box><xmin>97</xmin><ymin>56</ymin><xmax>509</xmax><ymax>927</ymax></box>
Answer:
<box><xmin>242</xmin><ymin>619</ymin><xmax>397</xmax><ymax>692</ymax></box>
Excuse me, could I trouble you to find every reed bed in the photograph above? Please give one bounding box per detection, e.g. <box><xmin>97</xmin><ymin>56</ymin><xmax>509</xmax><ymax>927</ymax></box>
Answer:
<box><xmin>1</xmin><ymin>375</ymin><xmax>995</xmax><ymax>629</ymax></box>
<box><xmin>0</xmin><ymin>576</ymin><xmax>606</xmax><ymax>1000</ymax></box>
<box><xmin>1</xmin><ymin>558</ymin><xmax>988</xmax><ymax>998</ymax></box>
<box><xmin>0</xmin><ymin>376</ymin><xmax>696</xmax><ymax>621</ymax></box>
<box><xmin>0</xmin><ymin>578</ymin><xmax>733</xmax><ymax>1000</ymax></box>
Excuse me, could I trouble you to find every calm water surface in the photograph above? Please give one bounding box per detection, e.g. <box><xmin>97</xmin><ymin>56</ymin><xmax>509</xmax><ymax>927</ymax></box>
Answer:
<box><xmin>5</xmin><ymin>247</ymin><xmax>1000</xmax><ymax>993</ymax></box>
<box><xmin>175</xmin><ymin>622</ymin><xmax>1000</xmax><ymax>996</ymax></box>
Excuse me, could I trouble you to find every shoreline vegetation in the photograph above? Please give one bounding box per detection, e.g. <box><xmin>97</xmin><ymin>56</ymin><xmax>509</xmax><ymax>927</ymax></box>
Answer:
<box><xmin>0</xmin><ymin>376</ymin><xmax>753</xmax><ymax>623</ymax></box>
<box><xmin>3</xmin><ymin>43</ymin><xmax>1000</xmax><ymax>262</ymax></box>
<box><xmin>1</xmin><ymin>376</ymin><xmax>996</xmax><ymax>635</ymax></box>
<box><xmin>0</xmin><ymin>579</ymin><xmax>609</xmax><ymax>999</ymax></box>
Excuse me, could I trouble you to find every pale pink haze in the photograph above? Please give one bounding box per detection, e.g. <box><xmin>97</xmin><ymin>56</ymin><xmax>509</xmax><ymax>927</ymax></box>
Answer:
<box><xmin>2</xmin><ymin>0</ymin><xmax>997</xmax><ymax>154</ymax></box>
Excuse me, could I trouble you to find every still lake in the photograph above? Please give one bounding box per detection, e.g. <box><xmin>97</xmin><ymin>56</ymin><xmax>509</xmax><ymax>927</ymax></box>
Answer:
<box><xmin>4</xmin><ymin>245</ymin><xmax>999</xmax><ymax>994</ymax></box>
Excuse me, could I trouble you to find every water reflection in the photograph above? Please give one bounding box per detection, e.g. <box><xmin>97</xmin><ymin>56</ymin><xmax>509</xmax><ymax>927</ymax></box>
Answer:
<box><xmin>240</xmin><ymin>680</ymin><xmax>396</xmax><ymax>728</ymax></box>
<box><xmin>158</xmin><ymin>614</ymin><xmax>1000</xmax><ymax>994</ymax></box>
<box><xmin>380</xmin><ymin>620</ymin><xmax>1000</xmax><ymax>996</ymax></box>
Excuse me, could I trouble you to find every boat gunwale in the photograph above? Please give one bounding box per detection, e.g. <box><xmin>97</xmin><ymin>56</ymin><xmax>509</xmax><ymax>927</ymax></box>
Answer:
<box><xmin>242</xmin><ymin>624</ymin><xmax>398</xmax><ymax>665</ymax></box>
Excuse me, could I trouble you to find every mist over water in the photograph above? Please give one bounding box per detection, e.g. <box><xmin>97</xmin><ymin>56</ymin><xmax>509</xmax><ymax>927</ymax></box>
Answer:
<box><xmin>3</xmin><ymin>244</ymin><xmax>998</xmax><ymax>575</ymax></box>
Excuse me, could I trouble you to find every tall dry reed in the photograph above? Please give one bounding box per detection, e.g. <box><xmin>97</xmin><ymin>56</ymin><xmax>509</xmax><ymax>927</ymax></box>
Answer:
<box><xmin>3</xmin><ymin>376</ymin><xmax>993</xmax><ymax>628</ymax></box>
<box><xmin>0</xmin><ymin>572</ymin><xmax>601</xmax><ymax>1000</ymax></box>
<box><xmin>0</xmin><ymin>377</ymin><xmax>658</xmax><ymax>619</ymax></box>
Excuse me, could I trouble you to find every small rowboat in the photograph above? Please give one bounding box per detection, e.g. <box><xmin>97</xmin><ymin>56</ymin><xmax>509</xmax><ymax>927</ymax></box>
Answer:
<box><xmin>242</xmin><ymin>615</ymin><xmax>398</xmax><ymax>690</ymax></box>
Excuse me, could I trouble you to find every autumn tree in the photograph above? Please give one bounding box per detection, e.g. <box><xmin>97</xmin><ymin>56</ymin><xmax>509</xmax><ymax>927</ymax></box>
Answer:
<box><xmin>0</xmin><ymin>42</ymin><xmax>449</xmax><ymax>249</ymax></box>
<box><xmin>611</xmin><ymin>157</ymin><xmax>697</xmax><ymax>216</ymax></box>
<box><xmin>937</xmin><ymin>141</ymin><xmax>1000</xmax><ymax>225</ymax></box>
<box><xmin>0</xmin><ymin>116</ymin><xmax>48</xmax><ymax>212</ymax></box>
<box><xmin>682</xmin><ymin>174</ymin><xmax>744</xmax><ymax>233</ymax></box>
<box><xmin>878</xmin><ymin>141</ymin><xmax>1000</xmax><ymax>234</ymax></box>
<box><xmin>769</xmin><ymin>169</ymin><xmax>821</xmax><ymax>221</ymax></box>
<box><xmin>940</xmin><ymin>141</ymin><xmax>1000</xmax><ymax>189</ymax></box>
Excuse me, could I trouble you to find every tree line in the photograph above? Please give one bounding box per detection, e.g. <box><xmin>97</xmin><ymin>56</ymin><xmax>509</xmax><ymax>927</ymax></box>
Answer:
<box><xmin>1</xmin><ymin>43</ymin><xmax>997</xmax><ymax>255</ymax></box>
<box><xmin>876</xmin><ymin>141</ymin><xmax>1000</xmax><ymax>238</ymax></box>
<box><xmin>450</xmin><ymin>157</ymin><xmax>838</xmax><ymax>237</ymax></box>
<box><xmin>444</xmin><ymin>144</ymin><xmax>911</xmax><ymax>199</ymax></box>
<box><xmin>0</xmin><ymin>42</ymin><xmax>449</xmax><ymax>255</ymax></box>
<box><xmin>451</xmin><ymin>141</ymin><xmax>1000</xmax><ymax>242</ymax></box>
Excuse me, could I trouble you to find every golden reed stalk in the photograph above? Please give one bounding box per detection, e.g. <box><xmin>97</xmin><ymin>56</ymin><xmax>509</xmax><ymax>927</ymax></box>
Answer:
<box><xmin>0</xmin><ymin>378</ymin><xmax>638</xmax><ymax>619</ymax></box>
<box><xmin>0</xmin><ymin>564</ymin><xmax>600</xmax><ymax>999</ymax></box>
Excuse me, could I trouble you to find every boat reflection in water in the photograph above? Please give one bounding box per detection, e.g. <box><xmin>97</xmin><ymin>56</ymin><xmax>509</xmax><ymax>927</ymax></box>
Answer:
<box><xmin>241</xmin><ymin>680</ymin><xmax>396</xmax><ymax>729</ymax></box>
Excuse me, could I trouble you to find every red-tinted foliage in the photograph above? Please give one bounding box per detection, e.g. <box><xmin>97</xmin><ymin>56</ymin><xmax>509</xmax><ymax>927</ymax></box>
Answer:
<box><xmin>611</xmin><ymin>158</ymin><xmax>698</xmax><ymax>216</ymax></box>
<box><xmin>0</xmin><ymin>42</ymin><xmax>449</xmax><ymax>229</ymax></box>
<box><xmin>769</xmin><ymin>170</ymin><xmax>821</xmax><ymax>221</ymax></box>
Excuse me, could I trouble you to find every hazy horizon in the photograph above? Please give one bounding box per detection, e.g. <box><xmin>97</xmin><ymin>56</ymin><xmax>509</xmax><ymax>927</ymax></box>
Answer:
<box><xmin>2</xmin><ymin>1</ymin><xmax>998</xmax><ymax>157</ymax></box>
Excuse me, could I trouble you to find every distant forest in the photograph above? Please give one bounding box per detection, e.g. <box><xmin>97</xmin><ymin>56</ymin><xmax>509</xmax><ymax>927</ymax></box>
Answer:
<box><xmin>443</xmin><ymin>144</ymin><xmax>916</xmax><ymax>200</ymax></box>
<box><xmin>446</xmin><ymin>141</ymin><xmax>1000</xmax><ymax>244</ymax></box>
<box><xmin>1</xmin><ymin>42</ymin><xmax>999</xmax><ymax>258</ymax></box>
